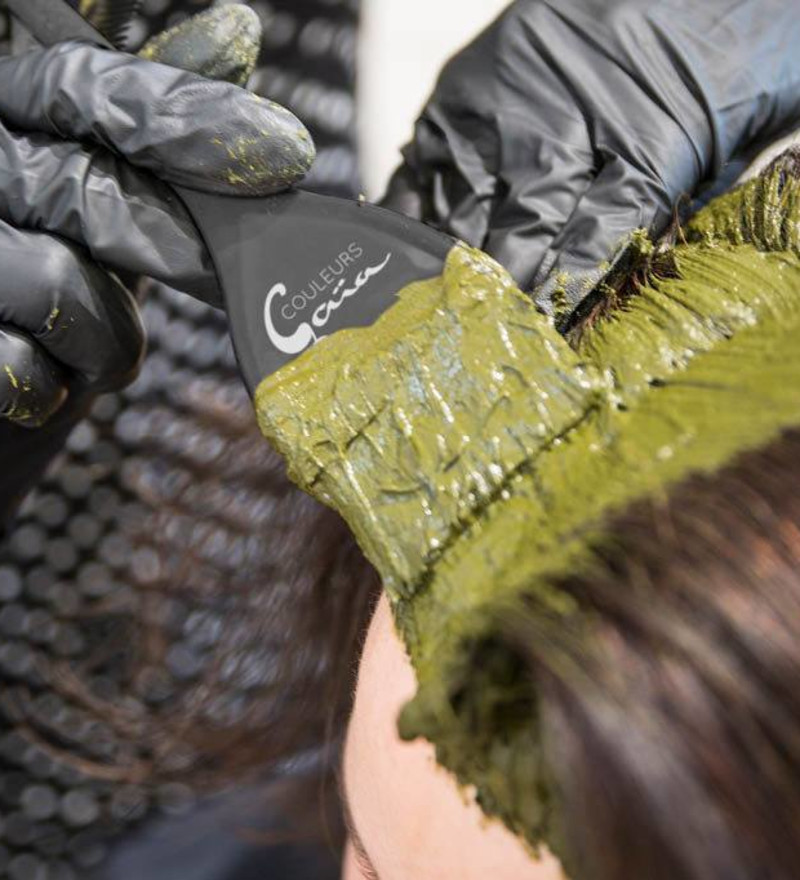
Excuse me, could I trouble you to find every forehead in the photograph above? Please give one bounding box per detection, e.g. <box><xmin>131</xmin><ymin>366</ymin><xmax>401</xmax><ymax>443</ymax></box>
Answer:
<box><xmin>343</xmin><ymin>594</ymin><xmax>564</xmax><ymax>880</ymax></box>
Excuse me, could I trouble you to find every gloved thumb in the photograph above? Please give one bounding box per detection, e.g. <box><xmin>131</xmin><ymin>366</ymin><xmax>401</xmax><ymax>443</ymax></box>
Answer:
<box><xmin>381</xmin><ymin>142</ymin><xmax>667</xmax><ymax>328</ymax></box>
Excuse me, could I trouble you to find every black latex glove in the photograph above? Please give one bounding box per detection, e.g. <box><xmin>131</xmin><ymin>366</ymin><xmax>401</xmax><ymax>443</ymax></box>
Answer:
<box><xmin>0</xmin><ymin>7</ymin><xmax>313</xmax><ymax>527</ymax></box>
<box><xmin>382</xmin><ymin>0</ymin><xmax>800</xmax><ymax>324</ymax></box>
<box><xmin>0</xmin><ymin>35</ymin><xmax>313</xmax><ymax>427</ymax></box>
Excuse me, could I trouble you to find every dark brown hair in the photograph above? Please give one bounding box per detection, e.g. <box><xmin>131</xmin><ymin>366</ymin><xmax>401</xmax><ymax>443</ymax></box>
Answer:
<box><xmin>516</xmin><ymin>428</ymin><xmax>800</xmax><ymax>880</ymax></box>
<box><xmin>122</xmin><ymin>394</ymin><xmax>382</xmax><ymax>844</ymax></box>
<box><xmin>49</xmin><ymin>363</ymin><xmax>800</xmax><ymax>875</ymax></box>
<box><xmin>15</xmin><ymin>379</ymin><xmax>380</xmax><ymax>851</ymax></box>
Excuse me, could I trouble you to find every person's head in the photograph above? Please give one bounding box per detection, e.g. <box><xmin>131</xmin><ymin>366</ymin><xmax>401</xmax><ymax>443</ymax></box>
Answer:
<box><xmin>342</xmin><ymin>427</ymin><xmax>800</xmax><ymax>880</ymax></box>
<box><xmin>337</xmin><ymin>151</ymin><xmax>800</xmax><ymax>880</ymax></box>
<box><xmin>24</xmin><ymin>150</ymin><xmax>800</xmax><ymax>880</ymax></box>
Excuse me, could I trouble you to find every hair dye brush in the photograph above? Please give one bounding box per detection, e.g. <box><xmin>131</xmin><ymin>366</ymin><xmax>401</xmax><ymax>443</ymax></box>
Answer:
<box><xmin>5</xmin><ymin>0</ymin><xmax>453</xmax><ymax>395</ymax></box>
<box><xmin>74</xmin><ymin>0</ymin><xmax>143</xmax><ymax>49</ymax></box>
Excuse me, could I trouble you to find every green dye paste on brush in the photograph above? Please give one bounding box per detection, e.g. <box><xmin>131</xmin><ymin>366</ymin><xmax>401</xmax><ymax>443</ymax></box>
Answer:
<box><xmin>256</xmin><ymin>156</ymin><xmax>800</xmax><ymax>860</ymax></box>
<box><xmin>257</xmin><ymin>245</ymin><xmax>605</xmax><ymax>597</ymax></box>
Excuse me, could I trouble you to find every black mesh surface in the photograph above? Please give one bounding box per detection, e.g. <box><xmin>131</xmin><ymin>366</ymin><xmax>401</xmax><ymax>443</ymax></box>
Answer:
<box><xmin>0</xmin><ymin>2</ymin><xmax>360</xmax><ymax>878</ymax></box>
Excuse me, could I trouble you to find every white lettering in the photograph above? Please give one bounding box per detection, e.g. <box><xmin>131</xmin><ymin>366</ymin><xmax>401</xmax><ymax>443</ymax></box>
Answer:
<box><xmin>264</xmin><ymin>283</ymin><xmax>317</xmax><ymax>355</ymax></box>
<box><xmin>264</xmin><ymin>253</ymin><xmax>393</xmax><ymax>356</ymax></box>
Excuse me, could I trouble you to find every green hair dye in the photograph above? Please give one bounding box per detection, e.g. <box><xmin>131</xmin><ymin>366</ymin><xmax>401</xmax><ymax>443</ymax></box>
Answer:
<box><xmin>255</xmin><ymin>154</ymin><xmax>800</xmax><ymax>859</ymax></box>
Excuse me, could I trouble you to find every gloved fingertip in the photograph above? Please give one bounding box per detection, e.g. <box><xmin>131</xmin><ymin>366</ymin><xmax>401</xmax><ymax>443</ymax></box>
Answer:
<box><xmin>0</xmin><ymin>333</ymin><xmax>68</xmax><ymax>428</ymax></box>
<box><xmin>138</xmin><ymin>3</ymin><xmax>262</xmax><ymax>86</ymax></box>
<box><xmin>135</xmin><ymin>1</ymin><xmax>317</xmax><ymax>195</ymax></box>
<box><xmin>6</xmin><ymin>406</ymin><xmax>63</xmax><ymax>430</ymax></box>
<box><xmin>205</xmin><ymin>95</ymin><xmax>316</xmax><ymax>195</ymax></box>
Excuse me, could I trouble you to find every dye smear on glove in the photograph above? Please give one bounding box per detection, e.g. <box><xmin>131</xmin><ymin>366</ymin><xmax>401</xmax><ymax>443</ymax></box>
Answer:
<box><xmin>256</xmin><ymin>152</ymin><xmax>800</xmax><ymax>862</ymax></box>
<box><xmin>139</xmin><ymin>3</ymin><xmax>261</xmax><ymax>87</ymax></box>
<box><xmin>133</xmin><ymin>6</ymin><xmax>313</xmax><ymax>194</ymax></box>
<box><xmin>137</xmin><ymin>2</ymin><xmax>315</xmax><ymax>192</ymax></box>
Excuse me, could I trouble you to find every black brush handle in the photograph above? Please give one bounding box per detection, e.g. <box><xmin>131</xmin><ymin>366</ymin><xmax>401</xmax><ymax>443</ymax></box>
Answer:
<box><xmin>5</xmin><ymin>0</ymin><xmax>114</xmax><ymax>49</ymax></box>
<box><xmin>180</xmin><ymin>188</ymin><xmax>452</xmax><ymax>392</ymax></box>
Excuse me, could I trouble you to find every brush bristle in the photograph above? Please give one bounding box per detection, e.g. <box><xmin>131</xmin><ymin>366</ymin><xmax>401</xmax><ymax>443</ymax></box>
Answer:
<box><xmin>79</xmin><ymin>0</ymin><xmax>143</xmax><ymax>49</ymax></box>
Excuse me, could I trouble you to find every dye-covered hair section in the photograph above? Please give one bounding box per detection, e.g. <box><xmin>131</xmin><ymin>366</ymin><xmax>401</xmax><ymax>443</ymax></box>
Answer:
<box><xmin>257</xmin><ymin>148</ymin><xmax>800</xmax><ymax>861</ymax></box>
<box><xmin>522</xmin><ymin>427</ymin><xmax>800</xmax><ymax>880</ymax></box>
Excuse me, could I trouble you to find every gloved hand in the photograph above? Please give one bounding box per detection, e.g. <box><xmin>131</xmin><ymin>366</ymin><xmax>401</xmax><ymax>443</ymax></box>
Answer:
<box><xmin>382</xmin><ymin>0</ymin><xmax>800</xmax><ymax>326</ymax></box>
<box><xmin>0</xmin><ymin>21</ymin><xmax>313</xmax><ymax>428</ymax></box>
<box><xmin>0</xmin><ymin>5</ymin><xmax>313</xmax><ymax>526</ymax></box>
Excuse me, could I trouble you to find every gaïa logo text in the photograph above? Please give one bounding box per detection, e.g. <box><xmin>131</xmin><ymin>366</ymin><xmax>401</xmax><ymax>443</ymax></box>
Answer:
<box><xmin>264</xmin><ymin>243</ymin><xmax>393</xmax><ymax>355</ymax></box>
